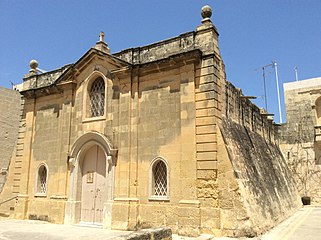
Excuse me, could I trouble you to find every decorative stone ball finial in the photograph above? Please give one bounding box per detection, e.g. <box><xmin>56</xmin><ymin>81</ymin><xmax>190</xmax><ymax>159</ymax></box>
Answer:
<box><xmin>29</xmin><ymin>59</ymin><xmax>38</xmax><ymax>70</ymax></box>
<box><xmin>29</xmin><ymin>59</ymin><xmax>38</xmax><ymax>75</ymax></box>
<box><xmin>201</xmin><ymin>5</ymin><xmax>212</xmax><ymax>19</ymax></box>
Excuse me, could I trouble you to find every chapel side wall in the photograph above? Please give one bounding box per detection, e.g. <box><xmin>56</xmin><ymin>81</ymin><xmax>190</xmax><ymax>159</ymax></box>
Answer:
<box><xmin>0</xmin><ymin>89</ymin><xmax>71</xmax><ymax>222</ymax></box>
<box><xmin>111</xmin><ymin>19</ymin><xmax>227</xmax><ymax>236</ymax></box>
<box><xmin>280</xmin><ymin>84</ymin><xmax>321</xmax><ymax>204</ymax></box>
<box><xmin>217</xmin><ymin>80</ymin><xmax>301</xmax><ymax>236</ymax></box>
<box><xmin>111</xmin><ymin>62</ymin><xmax>200</xmax><ymax>235</ymax></box>
<box><xmin>24</xmin><ymin>86</ymin><xmax>75</xmax><ymax>223</ymax></box>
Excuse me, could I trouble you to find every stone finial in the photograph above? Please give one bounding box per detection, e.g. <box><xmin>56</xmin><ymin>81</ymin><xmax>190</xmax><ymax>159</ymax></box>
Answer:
<box><xmin>201</xmin><ymin>5</ymin><xmax>212</xmax><ymax>18</ymax></box>
<box><xmin>201</xmin><ymin>5</ymin><xmax>212</xmax><ymax>23</ymax></box>
<box><xmin>29</xmin><ymin>59</ymin><xmax>38</xmax><ymax>75</ymax></box>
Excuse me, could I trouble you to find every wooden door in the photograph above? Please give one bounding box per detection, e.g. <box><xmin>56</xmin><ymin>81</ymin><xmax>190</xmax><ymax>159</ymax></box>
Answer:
<box><xmin>81</xmin><ymin>145</ymin><xmax>106</xmax><ymax>224</ymax></box>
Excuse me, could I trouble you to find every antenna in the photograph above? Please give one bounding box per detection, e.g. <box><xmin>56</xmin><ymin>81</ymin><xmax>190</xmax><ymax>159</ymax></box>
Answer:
<box><xmin>294</xmin><ymin>66</ymin><xmax>298</xmax><ymax>81</ymax></box>
<box><xmin>255</xmin><ymin>61</ymin><xmax>283</xmax><ymax>124</ymax></box>
<box><xmin>255</xmin><ymin>63</ymin><xmax>273</xmax><ymax>111</ymax></box>
<box><xmin>273</xmin><ymin>61</ymin><xmax>282</xmax><ymax>123</ymax></box>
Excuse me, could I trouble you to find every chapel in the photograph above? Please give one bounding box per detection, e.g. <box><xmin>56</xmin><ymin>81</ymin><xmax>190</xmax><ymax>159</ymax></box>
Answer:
<box><xmin>0</xmin><ymin>6</ymin><xmax>301</xmax><ymax>237</ymax></box>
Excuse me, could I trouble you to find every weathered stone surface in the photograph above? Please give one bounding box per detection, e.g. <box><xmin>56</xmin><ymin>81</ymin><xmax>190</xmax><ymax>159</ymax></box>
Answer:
<box><xmin>0</xmin><ymin>87</ymin><xmax>22</xmax><ymax>193</ymax></box>
<box><xmin>19</xmin><ymin>65</ymin><xmax>71</xmax><ymax>91</ymax></box>
<box><xmin>219</xmin><ymin>117</ymin><xmax>301</xmax><ymax>236</ymax></box>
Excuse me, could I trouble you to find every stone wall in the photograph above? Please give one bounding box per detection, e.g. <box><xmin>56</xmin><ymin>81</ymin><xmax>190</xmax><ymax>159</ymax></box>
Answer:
<box><xmin>280</xmin><ymin>77</ymin><xmax>321</xmax><ymax>203</ymax></box>
<box><xmin>0</xmin><ymin>87</ymin><xmax>22</xmax><ymax>194</ymax></box>
<box><xmin>216</xmin><ymin>81</ymin><xmax>301</xmax><ymax>236</ymax></box>
<box><xmin>114</xmin><ymin>32</ymin><xmax>195</xmax><ymax>65</ymax></box>
<box><xmin>224</xmin><ymin>81</ymin><xmax>277</xmax><ymax>142</ymax></box>
<box><xmin>18</xmin><ymin>65</ymin><xmax>71</xmax><ymax>91</ymax></box>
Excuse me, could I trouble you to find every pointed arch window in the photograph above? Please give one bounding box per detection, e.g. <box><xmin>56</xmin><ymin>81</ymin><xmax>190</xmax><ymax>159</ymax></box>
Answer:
<box><xmin>89</xmin><ymin>77</ymin><xmax>105</xmax><ymax>117</ymax></box>
<box><xmin>36</xmin><ymin>164</ymin><xmax>48</xmax><ymax>195</ymax></box>
<box><xmin>149</xmin><ymin>157</ymin><xmax>169</xmax><ymax>200</ymax></box>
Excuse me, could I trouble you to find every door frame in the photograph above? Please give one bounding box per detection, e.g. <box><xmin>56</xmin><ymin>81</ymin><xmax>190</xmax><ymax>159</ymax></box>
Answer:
<box><xmin>64</xmin><ymin>132</ymin><xmax>117</xmax><ymax>228</ymax></box>
<box><xmin>80</xmin><ymin>145</ymin><xmax>106</xmax><ymax>224</ymax></box>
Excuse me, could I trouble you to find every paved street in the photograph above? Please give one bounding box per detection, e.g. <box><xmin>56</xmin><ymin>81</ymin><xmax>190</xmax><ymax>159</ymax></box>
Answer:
<box><xmin>213</xmin><ymin>206</ymin><xmax>321</xmax><ymax>240</ymax></box>
<box><xmin>0</xmin><ymin>220</ymin><xmax>131</xmax><ymax>240</ymax></box>
<box><xmin>261</xmin><ymin>206</ymin><xmax>321</xmax><ymax>240</ymax></box>
<box><xmin>0</xmin><ymin>206</ymin><xmax>320</xmax><ymax>240</ymax></box>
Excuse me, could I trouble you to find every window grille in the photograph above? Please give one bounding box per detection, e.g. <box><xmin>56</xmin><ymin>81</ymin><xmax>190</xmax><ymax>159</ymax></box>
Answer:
<box><xmin>153</xmin><ymin>161</ymin><xmax>167</xmax><ymax>196</ymax></box>
<box><xmin>38</xmin><ymin>165</ymin><xmax>47</xmax><ymax>194</ymax></box>
<box><xmin>89</xmin><ymin>77</ymin><xmax>105</xmax><ymax>117</ymax></box>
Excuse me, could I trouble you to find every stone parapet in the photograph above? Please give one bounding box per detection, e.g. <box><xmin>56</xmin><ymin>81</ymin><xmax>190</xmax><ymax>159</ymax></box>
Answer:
<box><xmin>224</xmin><ymin>80</ymin><xmax>278</xmax><ymax>144</ymax></box>
<box><xmin>114</xmin><ymin>32</ymin><xmax>195</xmax><ymax>65</ymax></box>
<box><xmin>19</xmin><ymin>64</ymin><xmax>71</xmax><ymax>92</ymax></box>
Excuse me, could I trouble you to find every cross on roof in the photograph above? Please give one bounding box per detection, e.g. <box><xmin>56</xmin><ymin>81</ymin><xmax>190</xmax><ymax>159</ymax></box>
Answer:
<box><xmin>99</xmin><ymin>31</ymin><xmax>105</xmax><ymax>42</ymax></box>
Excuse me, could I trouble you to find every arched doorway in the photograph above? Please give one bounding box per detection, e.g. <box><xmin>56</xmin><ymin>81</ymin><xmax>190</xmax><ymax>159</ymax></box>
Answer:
<box><xmin>64</xmin><ymin>132</ymin><xmax>117</xmax><ymax>228</ymax></box>
<box><xmin>81</xmin><ymin>145</ymin><xmax>106</xmax><ymax>224</ymax></box>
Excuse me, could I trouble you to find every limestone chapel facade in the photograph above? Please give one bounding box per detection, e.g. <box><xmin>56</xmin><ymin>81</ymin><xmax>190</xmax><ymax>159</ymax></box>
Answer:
<box><xmin>0</xmin><ymin>6</ymin><xmax>301</xmax><ymax>237</ymax></box>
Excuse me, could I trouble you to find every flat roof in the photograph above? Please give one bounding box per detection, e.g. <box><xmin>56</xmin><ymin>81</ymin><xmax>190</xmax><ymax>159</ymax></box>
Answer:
<box><xmin>283</xmin><ymin>77</ymin><xmax>321</xmax><ymax>91</ymax></box>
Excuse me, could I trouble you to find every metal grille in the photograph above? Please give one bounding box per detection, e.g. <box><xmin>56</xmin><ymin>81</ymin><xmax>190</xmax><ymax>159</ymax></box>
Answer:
<box><xmin>38</xmin><ymin>166</ymin><xmax>47</xmax><ymax>193</ymax></box>
<box><xmin>89</xmin><ymin>77</ymin><xmax>105</xmax><ymax>117</ymax></box>
<box><xmin>154</xmin><ymin>161</ymin><xmax>167</xmax><ymax>196</ymax></box>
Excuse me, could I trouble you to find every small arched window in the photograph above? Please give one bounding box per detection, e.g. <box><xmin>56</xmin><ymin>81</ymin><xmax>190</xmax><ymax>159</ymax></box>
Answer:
<box><xmin>150</xmin><ymin>158</ymin><xmax>169</xmax><ymax>200</ymax></box>
<box><xmin>37</xmin><ymin>164</ymin><xmax>48</xmax><ymax>195</ymax></box>
<box><xmin>89</xmin><ymin>77</ymin><xmax>105</xmax><ymax>117</ymax></box>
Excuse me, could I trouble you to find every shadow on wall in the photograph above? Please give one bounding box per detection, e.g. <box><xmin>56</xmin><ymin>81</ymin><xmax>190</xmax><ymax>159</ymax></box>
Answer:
<box><xmin>220</xmin><ymin>116</ymin><xmax>301</xmax><ymax>236</ymax></box>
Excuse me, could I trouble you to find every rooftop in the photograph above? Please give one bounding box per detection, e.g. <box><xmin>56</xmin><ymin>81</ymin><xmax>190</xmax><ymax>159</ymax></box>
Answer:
<box><xmin>283</xmin><ymin>77</ymin><xmax>321</xmax><ymax>91</ymax></box>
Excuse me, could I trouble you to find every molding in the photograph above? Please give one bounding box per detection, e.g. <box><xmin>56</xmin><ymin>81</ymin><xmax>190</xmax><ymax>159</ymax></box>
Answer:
<box><xmin>149</xmin><ymin>196</ymin><xmax>170</xmax><ymax>202</ymax></box>
<box><xmin>179</xmin><ymin>200</ymin><xmax>200</xmax><ymax>206</ymax></box>
<box><xmin>113</xmin><ymin>197</ymin><xmax>139</xmax><ymax>202</ymax></box>
<box><xmin>50</xmin><ymin>195</ymin><xmax>68</xmax><ymax>200</ymax></box>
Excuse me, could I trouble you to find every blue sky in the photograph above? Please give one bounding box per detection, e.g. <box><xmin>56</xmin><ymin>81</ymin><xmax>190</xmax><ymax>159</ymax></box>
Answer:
<box><xmin>1</xmin><ymin>0</ymin><xmax>320</xmax><ymax>123</ymax></box>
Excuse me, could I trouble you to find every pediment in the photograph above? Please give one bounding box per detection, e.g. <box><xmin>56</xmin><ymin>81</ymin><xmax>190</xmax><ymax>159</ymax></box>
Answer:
<box><xmin>56</xmin><ymin>48</ymin><xmax>131</xmax><ymax>86</ymax></box>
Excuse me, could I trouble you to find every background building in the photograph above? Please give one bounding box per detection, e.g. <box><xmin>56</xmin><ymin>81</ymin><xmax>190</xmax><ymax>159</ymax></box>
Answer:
<box><xmin>0</xmin><ymin>87</ymin><xmax>22</xmax><ymax>194</ymax></box>
<box><xmin>280</xmin><ymin>77</ymin><xmax>321</xmax><ymax>204</ymax></box>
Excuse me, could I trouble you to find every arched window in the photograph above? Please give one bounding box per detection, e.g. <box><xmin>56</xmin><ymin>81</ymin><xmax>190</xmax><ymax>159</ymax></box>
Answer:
<box><xmin>150</xmin><ymin>158</ymin><xmax>169</xmax><ymax>200</ymax></box>
<box><xmin>89</xmin><ymin>77</ymin><xmax>105</xmax><ymax>117</ymax></box>
<box><xmin>37</xmin><ymin>164</ymin><xmax>48</xmax><ymax>194</ymax></box>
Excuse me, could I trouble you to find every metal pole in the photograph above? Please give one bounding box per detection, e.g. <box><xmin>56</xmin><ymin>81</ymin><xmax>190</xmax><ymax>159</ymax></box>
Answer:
<box><xmin>262</xmin><ymin>67</ymin><xmax>268</xmax><ymax>110</ymax></box>
<box><xmin>273</xmin><ymin>61</ymin><xmax>283</xmax><ymax>123</ymax></box>
<box><xmin>294</xmin><ymin>66</ymin><xmax>298</xmax><ymax>81</ymax></box>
